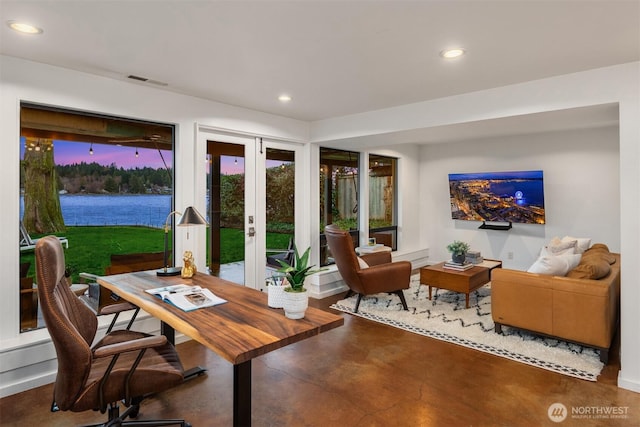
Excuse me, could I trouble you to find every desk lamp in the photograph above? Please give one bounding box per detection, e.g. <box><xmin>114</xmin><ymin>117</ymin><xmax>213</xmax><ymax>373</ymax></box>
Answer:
<box><xmin>157</xmin><ymin>206</ymin><xmax>208</xmax><ymax>276</ymax></box>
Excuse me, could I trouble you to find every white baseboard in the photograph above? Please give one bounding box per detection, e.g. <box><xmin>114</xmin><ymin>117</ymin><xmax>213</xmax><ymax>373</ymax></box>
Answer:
<box><xmin>618</xmin><ymin>372</ymin><xmax>640</xmax><ymax>393</ymax></box>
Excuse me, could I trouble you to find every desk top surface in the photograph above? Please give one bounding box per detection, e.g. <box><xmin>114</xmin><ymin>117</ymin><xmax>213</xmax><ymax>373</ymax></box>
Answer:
<box><xmin>97</xmin><ymin>271</ymin><xmax>344</xmax><ymax>365</ymax></box>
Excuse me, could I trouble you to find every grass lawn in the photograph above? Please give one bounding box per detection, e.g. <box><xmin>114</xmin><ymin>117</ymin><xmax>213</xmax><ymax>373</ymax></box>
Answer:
<box><xmin>20</xmin><ymin>226</ymin><xmax>293</xmax><ymax>283</ymax></box>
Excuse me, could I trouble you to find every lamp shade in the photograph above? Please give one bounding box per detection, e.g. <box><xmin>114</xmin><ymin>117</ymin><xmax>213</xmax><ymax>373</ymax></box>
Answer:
<box><xmin>178</xmin><ymin>206</ymin><xmax>208</xmax><ymax>226</ymax></box>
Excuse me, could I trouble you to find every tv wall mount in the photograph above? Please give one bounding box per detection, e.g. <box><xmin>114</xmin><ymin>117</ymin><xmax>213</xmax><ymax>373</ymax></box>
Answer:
<box><xmin>479</xmin><ymin>221</ymin><xmax>512</xmax><ymax>231</ymax></box>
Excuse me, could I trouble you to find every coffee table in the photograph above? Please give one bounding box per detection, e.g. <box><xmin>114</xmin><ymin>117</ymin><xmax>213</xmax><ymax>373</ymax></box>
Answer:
<box><xmin>420</xmin><ymin>260</ymin><xmax>502</xmax><ymax>308</ymax></box>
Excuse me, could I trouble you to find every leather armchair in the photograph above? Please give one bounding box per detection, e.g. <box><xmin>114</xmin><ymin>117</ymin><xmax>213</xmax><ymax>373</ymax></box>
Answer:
<box><xmin>324</xmin><ymin>224</ymin><xmax>411</xmax><ymax>313</ymax></box>
<box><xmin>35</xmin><ymin>236</ymin><xmax>190</xmax><ymax>427</ymax></box>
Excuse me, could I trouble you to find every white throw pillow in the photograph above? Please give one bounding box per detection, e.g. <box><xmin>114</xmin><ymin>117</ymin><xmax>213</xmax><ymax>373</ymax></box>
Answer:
<box><xmin>357</xmin><ymin>257</ymin><xmax>370</xmax><ymax>269</ymax></box>
<box><xmin>540</xmin><ymin>245</ymin><xmax>575</xmax><ymax>257</ymax></box>
<box><xmin>527</xmin><ymin>251</ymin><xmax>581</xmax><ymax>276</ymax></box>
<box><xmin>562</xmin><ymin>252</ymin><xmax>583</xmax><ymax>271</ymax></box>
<box><xmin>562</xmin><ymin>236</ymin><xmax>592</xmax><ymax>254</ymax></box>
<box><xmin>547</xmin><ymin>237</ymin><xmax>577</xmax><ymax>254</ymax></box>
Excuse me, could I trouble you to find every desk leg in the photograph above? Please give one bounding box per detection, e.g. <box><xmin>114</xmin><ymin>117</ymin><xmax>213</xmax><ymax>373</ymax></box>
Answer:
<box><xmin>161</xmin><ymin>321</ymin><xmax>207</xmax><ymax>380</ymax></box>
<box><xmin>234</xmin><ymin>360</ymin><xmax>251</xmax><ymax>427</ymax></box>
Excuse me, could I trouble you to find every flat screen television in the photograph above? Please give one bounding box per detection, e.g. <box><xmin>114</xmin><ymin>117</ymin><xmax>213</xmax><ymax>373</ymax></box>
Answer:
<box><xmin>449</xmin><ymin>170</ymin><xmax>545</xmax><ymax>225</ymax></box>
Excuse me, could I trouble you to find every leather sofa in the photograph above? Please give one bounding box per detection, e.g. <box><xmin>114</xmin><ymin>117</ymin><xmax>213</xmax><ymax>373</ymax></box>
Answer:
<box><xmin>491</xmin><ymin>244</ymin><xmax>620</xmax><ymax>363</ymax></box>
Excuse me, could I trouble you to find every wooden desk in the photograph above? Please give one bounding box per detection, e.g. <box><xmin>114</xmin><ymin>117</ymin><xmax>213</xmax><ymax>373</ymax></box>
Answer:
<box><xmin>97</xmin><ymin>271</ymin><xmax>344</xmax><ymax>427</ymax></box>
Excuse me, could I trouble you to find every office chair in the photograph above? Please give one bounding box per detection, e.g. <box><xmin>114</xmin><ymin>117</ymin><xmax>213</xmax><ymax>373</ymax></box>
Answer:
<box><xmin>324</xmin><ymin>224</ymin><xmax>411</xmax><ymax>313</ymax></box>
<box><xmin>35</xmin><ymin>236</ymin><xmax>190</xmax><ymax>427</ymax></box>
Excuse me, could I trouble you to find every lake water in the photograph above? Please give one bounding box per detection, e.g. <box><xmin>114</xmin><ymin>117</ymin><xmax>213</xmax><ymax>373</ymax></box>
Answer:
<box><xmin>20</xmin><ymin>194</ymin><xmax>172</xmax><ymax>228</ymax></box>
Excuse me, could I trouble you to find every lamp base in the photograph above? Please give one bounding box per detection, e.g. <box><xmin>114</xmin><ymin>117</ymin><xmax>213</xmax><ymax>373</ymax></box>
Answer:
<box><xmin>157</xmin><ymin>267</ymin><xmax>182</xmax><ymax>277</ymax></box>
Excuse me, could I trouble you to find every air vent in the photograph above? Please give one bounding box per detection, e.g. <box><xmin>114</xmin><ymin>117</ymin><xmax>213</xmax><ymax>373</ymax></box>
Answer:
<box><xmin>127</xmin><ymin>75</ymin><xmax>168</xmax><ymax>86</ymax></box>
<box><xmin>127</xmin><ymin>74</ymin><xmax>148</xmax><ymax>82</ymax></box>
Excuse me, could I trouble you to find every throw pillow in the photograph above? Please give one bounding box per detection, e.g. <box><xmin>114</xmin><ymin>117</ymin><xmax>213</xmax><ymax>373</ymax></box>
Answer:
<box><xmin>540</xmin><ymin>245</ymin><xmax>575</xmax><ymax>257</ymax></box>
<box><xmin>582</xmin><ymin>246</ymin><xmax>616</xmax><ymax>265</ymax></box>
<box><xmin>547</xmin><ymin>237</ymin><xmax>577</xmax><ymax>254</ymax></box>
<box><xmin>357</xmin><ymin>257</ymin><xmax>370</xmax><ymax>269</ymax></box>
<box><xmin>527</xmin><ymin>251</ymin><xmax>581</xmax><ymax>276</ymax></box>
<box><xmin>562</xmin><ymin>236</ymin><xmax>592</xmax><ymax>254</ymax></box>
<box><xmin>566</xmin><ymin>258</ymin><xmax>611</xmax><ymax>280</ymax></box>
<box><xmin>527</xmin><ymin>255</ymin><xmax>571</xmax><ymax>276</ymax></box>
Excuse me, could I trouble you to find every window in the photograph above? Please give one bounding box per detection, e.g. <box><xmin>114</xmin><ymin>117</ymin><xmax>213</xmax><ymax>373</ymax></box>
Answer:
<box><xmin>369</xmin><ymin>154</ymin><xmax>398</xmax><ymax>250</ymax></box>
<box><xmin>19</xmin><ymin>103</ymin><xmax>174</xmax><ymax>332</ymax></box>
<box><xmin>319</xmin><ymin>147</ymin><xmax>359</xmax><ymax>266</ymax></box>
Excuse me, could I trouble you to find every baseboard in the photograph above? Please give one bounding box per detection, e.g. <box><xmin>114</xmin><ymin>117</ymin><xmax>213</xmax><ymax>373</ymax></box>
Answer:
<box><xmin>618</xmin><ymin>372</ymin><xmax>640</xmax><ymax>393</ymax></box>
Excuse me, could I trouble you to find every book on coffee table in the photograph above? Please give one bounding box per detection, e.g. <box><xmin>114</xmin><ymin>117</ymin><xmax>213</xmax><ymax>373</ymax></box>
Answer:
<box><xmin>443</xmin><ymin>261</ymin><xmax>474</xmax><ymax>271</ymax></box>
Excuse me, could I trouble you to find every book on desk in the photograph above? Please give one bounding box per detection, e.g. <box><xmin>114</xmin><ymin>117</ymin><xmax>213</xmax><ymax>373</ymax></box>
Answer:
<box><xmin>145</xmin><ymin>284</ymin><xmax>227</xmax><ymax>311</ymax></box>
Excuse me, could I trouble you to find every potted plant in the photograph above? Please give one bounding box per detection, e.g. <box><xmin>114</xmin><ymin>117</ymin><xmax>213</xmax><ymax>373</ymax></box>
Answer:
<box><xmin>447</xmin><ymin>240</ymin><xmax>470</xmax><ymax>264</ymax></box>
<box><xmin>276</xmin><ymin>244</ymin><xmax>324</xmax><ymax>319</ymax></box>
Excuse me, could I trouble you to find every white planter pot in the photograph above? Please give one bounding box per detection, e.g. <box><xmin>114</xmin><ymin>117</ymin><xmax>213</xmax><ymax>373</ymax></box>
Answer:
<box><xmin>267</xmin><ymin>285</ymin><xmax>286</xmax><ymax>308</ymax></box>
<box><xmin>282</xmin><ymin>289</ymin><xmax>309</xmax><ymax>319</ymax></box>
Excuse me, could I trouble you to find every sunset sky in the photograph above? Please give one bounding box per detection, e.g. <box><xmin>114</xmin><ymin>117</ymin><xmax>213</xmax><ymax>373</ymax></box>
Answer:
<box><xmin>20</xmin><ymin>139</ymin><xmax>254</xmax><ymax>175</ymax></box>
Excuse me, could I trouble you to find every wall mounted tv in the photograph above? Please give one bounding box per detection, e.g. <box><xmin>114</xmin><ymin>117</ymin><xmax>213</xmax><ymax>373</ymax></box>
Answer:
<box><xmin>449</xmin><ymin>170</ymin><xmax>545</xmax><ymax>226</ymax></box>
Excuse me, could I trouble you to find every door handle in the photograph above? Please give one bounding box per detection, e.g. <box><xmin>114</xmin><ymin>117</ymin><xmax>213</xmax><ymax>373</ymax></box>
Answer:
<box><xmin>247</xmin><ymin>227</ymin><xmax>256</xmax><ymax>237</ymax></box>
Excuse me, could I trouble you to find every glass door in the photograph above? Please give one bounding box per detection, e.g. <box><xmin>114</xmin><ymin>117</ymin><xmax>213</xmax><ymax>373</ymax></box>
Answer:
<box><xmin>200</xmin><ymin>127</ymin><xmax>301</xmax><ymax>290</ymax></box>
<box><xmin>207</xmin><ymin>140</ymin><xmax>249</xmax><ymax>285</ymax></box>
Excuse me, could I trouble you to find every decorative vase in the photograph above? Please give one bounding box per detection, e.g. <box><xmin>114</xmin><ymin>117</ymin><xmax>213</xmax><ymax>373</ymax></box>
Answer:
<box><xmin>452</xmin><ymin>253</ymin><xmax>466</xmax><ymax>264</ymax></box>
<box><xmin>282</xmin><ymin>288</ymin><xmax>309</xmax><ymax>319</ymax></box>
<box><xmin>268</xmin><ymin>284</ymin><xmax>286</xmax><ymax>308</ymax></box>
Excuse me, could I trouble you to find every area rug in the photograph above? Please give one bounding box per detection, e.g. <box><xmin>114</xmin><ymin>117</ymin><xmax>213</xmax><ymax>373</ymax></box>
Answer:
<box><xmin>331</xmin><ymin>275</ymin><xmax>604</xmax><ymax>381</ymax></box>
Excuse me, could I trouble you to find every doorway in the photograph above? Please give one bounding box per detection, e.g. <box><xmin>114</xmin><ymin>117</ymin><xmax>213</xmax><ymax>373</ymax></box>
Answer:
<box><xmin>201</xmin><ymin>128</ymin><xmax>301</xmax><ymax>290</ymax></box>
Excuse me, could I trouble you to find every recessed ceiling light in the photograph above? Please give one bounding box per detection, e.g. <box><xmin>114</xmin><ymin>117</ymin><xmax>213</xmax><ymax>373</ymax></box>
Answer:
<box><xmin>440</xmin><ymin>48</ymin><xmax>465</xmax><ymax>59</ymax></box>
<box><xmin>7</xmin><ymin>20</ymin><xmax>43</xmax><ymax>35</ymax></box>
<box><xmin>278</xmin><ymin>95</ymin><xmax>292</xmax><ymax>102</ymax></box>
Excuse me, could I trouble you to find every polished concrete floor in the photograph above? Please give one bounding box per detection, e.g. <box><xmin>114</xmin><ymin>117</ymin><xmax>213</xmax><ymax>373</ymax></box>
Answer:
<box><xmin>2</xmin><ymin>293</ymin><xmax>639</xmax><ymax>427</ymax></box>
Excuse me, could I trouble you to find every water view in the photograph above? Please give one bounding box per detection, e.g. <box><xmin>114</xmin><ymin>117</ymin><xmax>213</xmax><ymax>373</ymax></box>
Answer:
<box><xmin>20</xmin><ymin>194</ymin><xmax>172</xmax><ymax>228</ymax></box>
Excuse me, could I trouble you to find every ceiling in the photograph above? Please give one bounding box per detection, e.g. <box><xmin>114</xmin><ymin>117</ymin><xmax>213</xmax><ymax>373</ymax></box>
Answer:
<box><xmin>1</xmin><ymin>1</ymin><xmax>638</xmax><ymax>130</ymax></box>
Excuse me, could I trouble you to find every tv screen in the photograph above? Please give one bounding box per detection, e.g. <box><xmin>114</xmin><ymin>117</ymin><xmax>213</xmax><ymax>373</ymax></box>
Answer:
<box><xmin>449</xmin><ymin>170</ymin><xmax>545</xmax><ymax>224</ymax></box>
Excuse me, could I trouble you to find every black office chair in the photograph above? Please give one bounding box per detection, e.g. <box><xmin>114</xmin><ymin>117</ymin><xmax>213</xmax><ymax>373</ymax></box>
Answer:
<box><xmin>35</xmin><ymin>235</ymin><xmax>191</xmax><ymax>427</ymax></box>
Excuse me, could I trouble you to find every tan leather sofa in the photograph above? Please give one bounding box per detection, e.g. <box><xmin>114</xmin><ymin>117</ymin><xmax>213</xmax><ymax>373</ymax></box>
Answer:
<box><xmin>491</xmin><ymin>245</ymin><xmax>620</xmax><ymax>363</ymax></box>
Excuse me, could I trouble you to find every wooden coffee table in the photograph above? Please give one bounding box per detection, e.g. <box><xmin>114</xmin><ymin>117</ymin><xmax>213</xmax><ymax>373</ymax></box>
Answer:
<box><xmin>420</xmin><ymin>260</ymin><xmax>502</xmax><ymax>308</ymax></box>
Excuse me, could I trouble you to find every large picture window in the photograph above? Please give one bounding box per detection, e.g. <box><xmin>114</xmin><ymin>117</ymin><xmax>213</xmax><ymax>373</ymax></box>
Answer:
<box><xmin>369</xmin><ymin>154</ymin><xmax>398</xmax><ymax>250</ymax></box>
<box><xmin>319</xmin><ymin>147</ymin><xmax>359</xmax><ymax>266</ymax></box>
<box><xmin>19</xmin><ymin>103</ymin><xmax>174</xmax><ymax>332</ymax></box>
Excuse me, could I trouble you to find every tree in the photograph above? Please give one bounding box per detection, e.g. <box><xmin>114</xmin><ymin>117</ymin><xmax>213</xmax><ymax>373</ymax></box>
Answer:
<box><xmin>104</xmin><ymin>175</ymin><xmax>119</xmax><ymax>193</ymax></box>
<box><xmin>22</xmin><ymin>138</ymin><xmax>65</xmax><ymax>233</ymax></box>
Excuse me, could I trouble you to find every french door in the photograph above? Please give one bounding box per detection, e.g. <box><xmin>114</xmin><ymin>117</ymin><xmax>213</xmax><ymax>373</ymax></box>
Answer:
<box><xmin>199</xmin><ymin>127</ymin><xmax>301</xmax><ymax>290</ymax></box>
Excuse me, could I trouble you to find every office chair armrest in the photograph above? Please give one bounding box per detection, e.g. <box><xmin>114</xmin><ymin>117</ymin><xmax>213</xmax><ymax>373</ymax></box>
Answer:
<box><xmin>93</xmin><ymin>335</ymin><xmax>168</xmax><ymax>359</ymax></box>
<box><xmin>98</xmin><ymin>301</ymin><xmax>138</xmax><ymax>315</ymax></box>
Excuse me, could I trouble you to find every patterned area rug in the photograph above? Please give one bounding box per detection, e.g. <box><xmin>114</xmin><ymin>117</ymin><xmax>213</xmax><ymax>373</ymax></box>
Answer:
<box><xmin>331</xmin><ymin>275</ymin><xmax>604</xmax><ymax>381</ymax></box>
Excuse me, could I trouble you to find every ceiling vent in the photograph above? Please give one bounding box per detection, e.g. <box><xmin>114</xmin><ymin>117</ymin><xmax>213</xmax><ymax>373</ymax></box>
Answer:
<box><xmin>127</xmin><ymin>75</ymin><xmax>168</xmax><ymax>86</ymax></box>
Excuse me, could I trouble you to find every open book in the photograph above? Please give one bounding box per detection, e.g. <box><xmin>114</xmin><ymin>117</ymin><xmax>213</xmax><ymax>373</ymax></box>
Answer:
<box><xmin>145</xmin><ymin>284</ymin><xmax>227</xmax><ymax>312</ymax></box>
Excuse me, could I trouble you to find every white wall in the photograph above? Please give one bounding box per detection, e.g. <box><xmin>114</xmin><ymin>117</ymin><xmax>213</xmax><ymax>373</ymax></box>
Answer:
<box><xmin>420</xmin><ymin>126</ymin><xmax>620</xmax><ymax>269</ymax></box>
